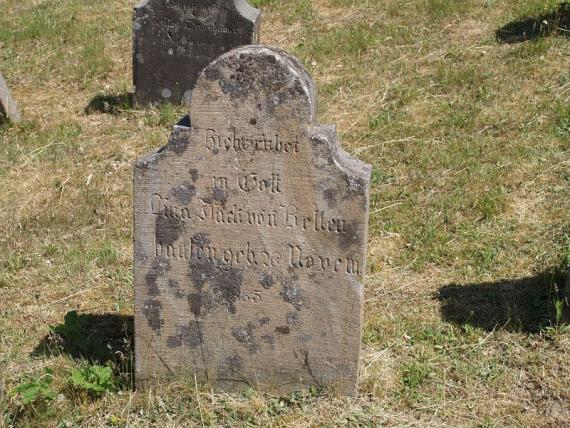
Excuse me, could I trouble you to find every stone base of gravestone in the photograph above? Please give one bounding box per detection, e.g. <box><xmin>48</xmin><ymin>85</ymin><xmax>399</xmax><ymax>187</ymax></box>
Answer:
<box><xmin>134</xmin><ymin>45</ymin><xmax>371</xmax><ymax>395</ymax></box>
<box><xmin>133</xmin><ymin>0</ymin><xmax>261</xmax><ymax>106</ymax></box>
<box><xmin>0</xmin><ymin>73</ymin><xmax>21</xmax><ymax>124</ymax></box>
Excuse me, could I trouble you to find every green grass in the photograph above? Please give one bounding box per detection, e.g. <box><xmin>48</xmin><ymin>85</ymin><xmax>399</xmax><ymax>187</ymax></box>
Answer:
<box><xmin>1</xmin><ymin>0</ymin><xmax>569</xmax><ymax>426</ymax></box>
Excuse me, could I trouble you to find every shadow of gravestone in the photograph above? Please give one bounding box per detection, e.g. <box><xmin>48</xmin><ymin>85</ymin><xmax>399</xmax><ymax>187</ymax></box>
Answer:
<box><xmin>32</xmin><ymin>311</ymin><xmax>134</xmax><ymax>387</ymax></box>
<box><xmin>85</xmin><ymin>93</ymin><xmax>134</xmax><ymax>115</ymax></box>
<box><xmin>496</xmin><ymin>2</ymin><xmax>570</xmax><ymax>43</ymax></box>
<box><xmin>436</xmin><ymin>266</ymin><xmax>569</xmax><ymax>333</ymax></box>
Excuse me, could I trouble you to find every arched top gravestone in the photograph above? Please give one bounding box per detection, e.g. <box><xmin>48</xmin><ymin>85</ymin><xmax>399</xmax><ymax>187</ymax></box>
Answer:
<box><xmin>134</xmin><ymin>45</ymin><xmax>371</xmax><ymax>395</ymax></box>
<box><xmin>133</xmin><ymin>0</ymin><xmax>261</xmax><ymax>106</ymax></box>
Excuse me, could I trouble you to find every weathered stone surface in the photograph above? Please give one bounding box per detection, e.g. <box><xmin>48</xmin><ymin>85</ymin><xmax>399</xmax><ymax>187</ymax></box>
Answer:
<box><xmin>134</xmin><ymin>45</ymin><xmax>371</xmax><ymax>395</ymax></box>
<box><xmin>133</xmin><ymin>0</ymin><xmax>261</xmax><ymax>106</ymax></box>
<box><xmin>0</xmin><ymin>73</ymin><xmax>21</xmax><ymax>124</ymax></box>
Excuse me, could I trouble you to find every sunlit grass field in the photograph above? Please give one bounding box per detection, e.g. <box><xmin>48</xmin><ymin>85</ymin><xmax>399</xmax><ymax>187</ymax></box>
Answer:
<box><xmin>1</xmin><ymin>0</ymin><xmax>569</xmax><ymax>426</ymax></box>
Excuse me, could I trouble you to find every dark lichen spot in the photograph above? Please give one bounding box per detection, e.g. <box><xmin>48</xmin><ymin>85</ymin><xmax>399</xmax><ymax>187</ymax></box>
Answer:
<box><xmin>170</xmin><ymin>182</ymin><xmax>197</xmax><ymax>205</ymax></box>
<box><xmin>249</xmin><ymin>118</ymin><xmax>257</xmax><ymax>125</ymax></box>
<box><xmin>168</xmin><ymin>134</ymin><xmax>190</xmax><ymax>155</ymax></box>
<box><xmin>346</xmin><ymin>175</ymin><xmax>367</xmax><ymax>194</ymax></box>
<box><xmin>213</xmin><ymin>188</ymin><xmax>227</xmax><ymax>203</ymax></box>
<box><xmin>189</xmin><ymin>255</ymin><xmax>217</xmax><ymax>291</ymax></box>
<box><xmin>166</xmin><ymin>323</ymin><xmax>203</xmax><ymax>349</ymax></box>
<box><xmin>192</xmin><ymin>233</ymin><xmax>210</xmax><ymax>246</ymax></box>
<box><xmin>155</xmin><ymin>213</ymin><xmax>184</xmax><ymax>247</ymax></box>
<box><xmin>215</xmin><ymin>265</ymin><xmax>244</xmax><ymax>314</ymax></box>
<box><xmin>146</xmin><ymin>277</ymin><xmax>160</xmax><ymax>297</ymax></box>
<box><xmin>232</xmin><ymin>322</ymin><xmax>259</xmax><ymax>354</ymax></box>
<box><xmin>258</xmin><ymin>317</ymin><xmax>270</xmax><ymax>326</ymax></box>
<box><xmin>189</xmin><ymin>293</ymin><xmax>203</xmax><ymax>316</ymax></box>
<box><xmin>189</xmin><ymin>169</ymin><xmax>199</xmax><ymax>181</ymax></box>
<box><xmin>338</xmin><ymin>221</ymin><xmax>361</xmax><ymax>250</ymax></box>
<box><xmin>204</xmin><ymin>65</ymin><xmax>223</xmax><ymax>82</ymax></box>
<box><xmin>288</xmin><ymin>79</ymin><xmax>306</xmax><ymax>97</ymax></box>
<box><xmin>259</xmin><ymin>272</ymin><xmax>274</xmax><ymax>290</ymax></box>
<box><xmin>135</xmin><ymin>156</ymin><xmax>159</xmax><ymax>172</ymax></box>
<box><xmin>310</xmin><ymin>134</ymin><xmax>335</xmax><ymax>168</ymax></box>
<box><xmin>202</xmin><ymin>188</ymin><xmax>227</xmax><ymax>206</ymax></box>
<box><xmin>189</xmin><ymin>242</ymin><xmax>244</xmax><ymax>314</ymax></box>
<box><xmin>292</xmin><ymin>79</ymin><xmax>305</xmax><ymax>96</ymax></box>
<box><xmin>168</xmin><ymin>279</ymin><xmax>185</xmax><ymax>299</ymax></box>
<box><xmin>323</xmin><ymin>188</ymin><xmax>338</xmax><ymax>209</ymax></box>
<box><xmin>145</xmin><ymin>258</ymin><xmax>170</xmax><ymax>297</ymax></box>
<box><xmin>280</xmin><ymin>276</ymin><xmax>303</xmax><ymax>310</ymax></box>
<box><xmin>218</xmin><ymin>353</ymin><xmax>244</xmax><ymax>380</ymax></box>
<box><xmin>187</xmin><ymin>291</ymin><xmax>217</xmax><ymax>317</ymax></box>
<box><xmin>286</xmin><ymin>312</ymin><xmax>300</xmax><ymax>326</ymax></box>
<box><xmin>212</xmin><ymin>52</ymin><xmax>294</xmax><ymax>104</ymax></box>
<box><xmin>143</xmin><ymin>299</ymin><xmax>164</xmax><ymax>335</ymax></box>
<box><xmin>166</xmin><ymin>335</ymin><xmax>182</xmax><ymax>348</ymax></box>
<box><xmin>227</xmin><ymin>354</ymin><xmax>243</xmax><ymax>370</ymax></box>
<box><xmin>275</xmin><ymin>326</ymin><xmax>290</xmax><ymax>335</ymax></box>
<box><xmin>261</xmin><ymin>335</ymin><xmax>274</xmax><ymax>345</ymax></box>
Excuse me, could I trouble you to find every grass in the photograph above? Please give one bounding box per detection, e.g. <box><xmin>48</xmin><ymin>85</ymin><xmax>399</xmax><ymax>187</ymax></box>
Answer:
<box><xmin>1</xmin><ymin>0</ymin><xmax>570</xmax><ymax>426</ymax></box>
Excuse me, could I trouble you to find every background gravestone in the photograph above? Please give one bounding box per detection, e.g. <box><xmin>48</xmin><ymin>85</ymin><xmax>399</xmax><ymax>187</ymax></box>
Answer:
<box><xmin>134</xmin><ymin>45</ymin><xmax>371</xmax><ymax>395</ymax></box>
<box><xmin>133</xmin><ymin>0</ymin><xmax>261</xmax><ymax>106</ymax></box>
<box><xmin>0</xmin><ymin>73</ymin><xmax>21</xmax><ymax>124</ymax></box>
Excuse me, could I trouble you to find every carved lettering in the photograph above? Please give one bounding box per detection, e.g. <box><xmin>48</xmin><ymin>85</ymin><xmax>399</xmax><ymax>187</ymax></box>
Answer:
<box><xmin>154</xmin><ymin>239</ymin><xmax>360</xmax><ymax>277</ymax></box>
<box><xmin>288</xmin><ymin>245</ymin><xmax>361</xmax><ymax>276</ymax></box>
<box><xmin>205</xmin><ymin>129</ymin><xmax>300</xmax><ymax>155</ymax></box>
<box><xmin>151</xmin><ymin>195</ymin><xmax>348</xmax><ymax>235</ymax></box>
<box><xmin>198</xmin><ymin>202</ymin><xmax>279</xmax><ymax>228</ymax></box>
<box><xmin>215</xmin><ymin>290</ymin><xmax>262</xmax><ymax>305</ymax></box>
<box><xmin>155</xmin><ymin>240</ymin><xmax>281</xmax><ymax>269</ymax></box>
<box><xmin>212</xmin><ymin>176</ymin><xmax>228</xmax><ymax>190</ymax></box>
<box><xmin>238</xmin><ymin>173</ymin><xmax>282</xmax><ymax>194</ymax></box>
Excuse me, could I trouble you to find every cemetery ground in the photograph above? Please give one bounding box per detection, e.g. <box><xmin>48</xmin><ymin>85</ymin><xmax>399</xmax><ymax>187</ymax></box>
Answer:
<box><xmin>0</xmin><ymin>0</ymin><xmax>569</xmax><ymax>426</ymax></box>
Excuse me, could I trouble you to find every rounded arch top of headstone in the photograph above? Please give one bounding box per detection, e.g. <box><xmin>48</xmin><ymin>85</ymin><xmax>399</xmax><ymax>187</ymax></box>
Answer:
<box><xmin>191</xmin><ymin>45</ymin><xmax>318</xmax><ymax>128</ymax></box>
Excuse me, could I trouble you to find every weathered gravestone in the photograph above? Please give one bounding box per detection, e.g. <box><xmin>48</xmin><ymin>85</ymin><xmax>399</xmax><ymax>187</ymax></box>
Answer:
<box><xmin>134</xmin><ymin>45</ymin><xmax>371</xmax><ymax>395</ymax></box>
<box><xmin>133</xmin><ymin>0</ymin><xmax>261</xmax><ymax>106</ymax></box>
<box><xmin>0</xmin><ymin>73</ymin><xmax>21</xmax><ymax>124</ymax></box>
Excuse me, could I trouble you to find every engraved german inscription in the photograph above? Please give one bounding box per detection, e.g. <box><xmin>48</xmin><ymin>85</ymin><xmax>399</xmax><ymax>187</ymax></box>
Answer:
<box><xmin>134</xmin><ymin>46</ymin><xmax>371</xmax><ymax>396</ymax></box>
<box><xmin>205</xmin><ymin>129</ymin><xmax>300</xmax><ymax>155</ymax></box>
<box><xmin>150</xmin><ymin>194</ymin><xmax>349</xmax><ymax>235</ymax></box>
